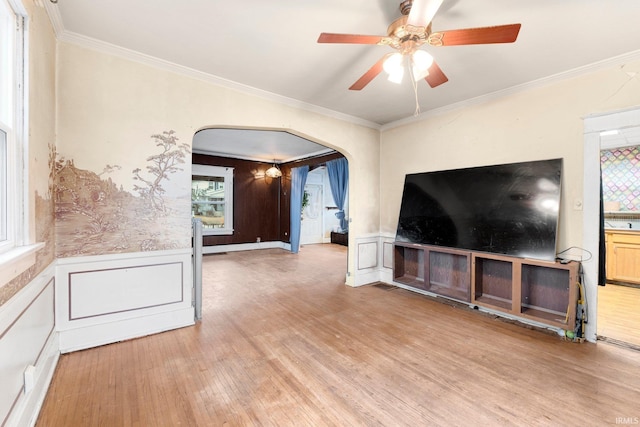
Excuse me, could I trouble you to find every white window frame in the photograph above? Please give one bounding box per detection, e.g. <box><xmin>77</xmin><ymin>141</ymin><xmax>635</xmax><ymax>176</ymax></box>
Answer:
<box><xmin>192</xmin><ymin>165</ymin><xmax>234</xmax><ymax>236</ymax></box>
<box><xmin>0</xmin><ymin>0</ymin><xmax>39</xmax><ymax>289</ymax></box>
<box><xmin>0</xmin><ymin>126</ymin><xmax>8</xmax><ymax>244</ymax></box>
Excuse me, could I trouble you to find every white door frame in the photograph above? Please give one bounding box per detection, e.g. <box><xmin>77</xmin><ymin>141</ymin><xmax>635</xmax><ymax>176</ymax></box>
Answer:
<box><xmin>301</xmin><ymin>182</ymin><xmax>324</xmax><ymax>245</ymax></box>
<box><xmin>583</xmin><ymin>106</ymin><xmax>640</xmax><ymax>342</ymax></box>
<box><xmin>301</xmin><ymin>168</ymin><xmax>325</xmax><ymax>245</ymax></box>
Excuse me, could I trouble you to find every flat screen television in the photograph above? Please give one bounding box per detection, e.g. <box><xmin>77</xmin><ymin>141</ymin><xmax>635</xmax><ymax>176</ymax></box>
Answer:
<box><xmin>395</xmin><ymin>158</ymin><xmax>562</xmax><ymax>261</ymax></box>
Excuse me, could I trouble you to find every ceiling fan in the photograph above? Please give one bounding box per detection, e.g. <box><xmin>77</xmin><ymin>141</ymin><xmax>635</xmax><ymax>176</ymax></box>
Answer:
<box><xmin>317</xmin><ymin>0</ymin><xmax>521</xmax><ymax>91</ymax></box>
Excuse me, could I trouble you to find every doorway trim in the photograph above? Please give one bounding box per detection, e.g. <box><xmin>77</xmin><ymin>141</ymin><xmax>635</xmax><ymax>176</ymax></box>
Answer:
<box><xmin>583</xmin><ymin>105</ymin><xmax>640</xmax><ymax>342</ymax></box>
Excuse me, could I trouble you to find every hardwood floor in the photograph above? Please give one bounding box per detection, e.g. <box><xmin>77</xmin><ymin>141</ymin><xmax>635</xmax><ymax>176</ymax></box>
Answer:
<box><xmin>38</xmin><ymin>244</ymin><xmax>640</xmax><ymax>426</ymax></box>
<box><xmin>598</xmin><ymin>283</ymin><xmax>640</xmax><ymax>348</ymax></box>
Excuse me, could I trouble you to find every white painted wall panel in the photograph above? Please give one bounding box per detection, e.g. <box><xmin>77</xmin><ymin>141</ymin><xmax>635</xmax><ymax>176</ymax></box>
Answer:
<box><xmin>0</xmin><ymin>267</ymin><xmax>56</xmax><ymax>427</ymax></box>
<box><xmin>69</xmin><ymin>262</ymin><xmax>183</xmax><ymax>320</ymax></box>
<box><xmin>383</xmin><ymin>241</ymin><xmax>394</xmax><ymax>270</ymax></box>
<box><xmin>56</xmin><ymin>249</ymin><xmax>194</xmax><ymax>353</ymax></box>
<box><xmin>352</xmin><ymin>236</ymin><xmax>381</xmax><ymax>286</ymax></box>
<box><xmin>357</xmin><ymin>242</ymin><xmax>378</xmax><ymax>270</ymax></box>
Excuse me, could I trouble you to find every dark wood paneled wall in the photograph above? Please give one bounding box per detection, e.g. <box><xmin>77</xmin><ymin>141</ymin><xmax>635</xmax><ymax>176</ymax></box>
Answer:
<box><xmin>193</xmin><ymin>152</ymin><xmax>345</xmax><ymax>246</ymax></box>
<box><xmin>193</xmin><ymin>154</ymin><xmax>280</xmax><ymax>246</ymax></box>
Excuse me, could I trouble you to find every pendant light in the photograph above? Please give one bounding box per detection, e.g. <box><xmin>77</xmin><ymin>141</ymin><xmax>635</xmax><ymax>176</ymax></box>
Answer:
<box><xmin>265</xmin><ymin>162</ymin><xmax>282</xmax><ymax>178</ymax></box>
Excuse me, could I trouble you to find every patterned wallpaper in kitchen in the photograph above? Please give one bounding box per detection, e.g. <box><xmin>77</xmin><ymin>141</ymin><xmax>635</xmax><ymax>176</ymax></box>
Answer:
<box><xmin>601</xmin><ymin>145</ymin><xmax>640</xmax><ymax>211</ymax></box>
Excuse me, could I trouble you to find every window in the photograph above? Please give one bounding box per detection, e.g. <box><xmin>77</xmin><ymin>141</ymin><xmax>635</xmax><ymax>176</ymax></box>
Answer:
<box><xmin>192</xmin><ymin>165</ymin><xmax>234</xmax><ymax>235</ymax></box>
<box><xmin>0</xmin><ymin>0</ymin><xmax>36</xmax><ymax>288</ymax></box>
<box><xmin>0</xmin><ymin>128</ymin><xmax>7</xmax><ymax>242</ymax></box>
<box><xmin>0</xmin><ymin>0</ymin><xmax>26</xmax><ymax>254</ymax></box>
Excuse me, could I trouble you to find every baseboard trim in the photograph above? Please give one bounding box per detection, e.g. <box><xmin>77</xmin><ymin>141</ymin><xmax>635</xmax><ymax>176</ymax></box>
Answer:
<box><xmin>58</xmin><ymin>307</ymin><xmax>194</xmax><ymax>353</ymax></box>
<box><xmin>12</xmin><ymin>333</ymin><xmax>59</xmax><ymax>427</ymax></box>
<box><xmin>0</xmin><ymin>263</ymin><xmax>58</xmax><ymax>427</ymax></box>
<box><xmin>379</xmin><ymin>269</ymin><xmax>394</xmax><ymax>285</ymax></box>
<box><xmin>203</xmin><ymin>241</ymin><xmax>291</xmax><ymax>254</ymax></box>
<box><xmin>391</xmin><ymin>281</ymin><xmax>565</xmax><ymax>337</ymax></box>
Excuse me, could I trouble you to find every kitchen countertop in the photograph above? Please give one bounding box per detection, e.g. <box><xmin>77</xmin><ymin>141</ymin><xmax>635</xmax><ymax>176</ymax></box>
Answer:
<box><xmin>605</xmin><ymin>228</ymin><xmax>640</xmax><ymax>234</ymax></box>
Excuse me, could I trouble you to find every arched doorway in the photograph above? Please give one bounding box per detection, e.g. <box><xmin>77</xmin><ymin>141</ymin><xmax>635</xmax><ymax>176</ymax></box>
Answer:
<box><xmin>190</xmin><ymin>126</ymin><xmax>351</xmax><ymax>316</ymax></box>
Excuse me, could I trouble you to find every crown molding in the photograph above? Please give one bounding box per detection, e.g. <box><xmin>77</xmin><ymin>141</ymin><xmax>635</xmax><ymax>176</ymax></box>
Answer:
<box><xmin>41</xmin><ymin>0</ymin><xmax>64</xmax><ymax>37</ymax></box>
<box><xmin>381</xmin><ymin>49</ymin><xmax>640</xmax><ymax>132</ymax></box>
<box><xmin>53</xmin><ymin>30</ymin><xmax>381</xmax><ymax>131</ymax></box>
<box><xmin>38</xmin><ymin>6</ymin><xmax>640</xmax><ymax>134</ymax></box>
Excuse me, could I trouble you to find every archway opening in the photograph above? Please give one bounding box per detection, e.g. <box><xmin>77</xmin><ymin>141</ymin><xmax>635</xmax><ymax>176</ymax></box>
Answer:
<box><xmin>190</xmin><ymin>127</ymin><xmax>352</xmax><ymax>317</ymax></box>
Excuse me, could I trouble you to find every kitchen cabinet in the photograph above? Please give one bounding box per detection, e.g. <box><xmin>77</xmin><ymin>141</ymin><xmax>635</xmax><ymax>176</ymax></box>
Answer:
<box><xmin>605</xmin><ymin>230</ymin><xmax>640</xmax><ymax>285</ymax></box>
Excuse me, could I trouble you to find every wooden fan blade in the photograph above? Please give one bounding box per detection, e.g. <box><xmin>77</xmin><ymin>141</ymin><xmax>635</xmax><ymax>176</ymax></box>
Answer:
<box><xmin>424</xmin><ymin>61</ymin><xmax>448</xmax><ymax>88</ymax></box>
<box><xmin>349</xmin><ymin>55</ymin><xmax>388</xmax><ymax>91</ymax></box>
<box><xmin>429</xmin><ymin>23</ymin><xmax>521</xmax><ymax>46</ymax></box>
<box><xmin>318</xmin><ymin>33</ymin><xmax>386</xmax><ymax>44</ymax></box>
<box><xmin>407</xmin><ymin>0</ymin><xmax>443</xmax><ymax>29</ymax></box>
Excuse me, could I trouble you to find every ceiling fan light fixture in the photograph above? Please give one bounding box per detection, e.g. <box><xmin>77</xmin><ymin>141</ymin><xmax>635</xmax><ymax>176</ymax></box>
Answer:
<box><xmin>388</xmin><ymin>67</ymin><xmax>405</xmax><ymax>84</ymax></box>
<box><xmin>265</xmin><ymin>163</ymin><xmax>282</xmax><ymax>178</ymax></box>
<box><xmin>383</xmin><ymin>52</ymin><xmax>404</xmax><ymax>75</ymax></box>
<box><xmin>411</xmin><ymin>49</ymin><xmax>433</xmax><ymax>80</ymax></box>
<box><xmin>383</xmin><ymin>52</ymin><xmax>405</xmax><ymax>84</ymax></box>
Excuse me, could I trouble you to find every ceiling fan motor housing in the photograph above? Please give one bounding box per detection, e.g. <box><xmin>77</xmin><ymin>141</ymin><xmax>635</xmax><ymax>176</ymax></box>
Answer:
<box><xmin>385</xmin><ymin>15</ymin><xmax>431</xmax><ymax>53</ymax></box>
<box><xmin>399</xmin><ymin>0</ymin><xmax>413</xmax><ymax>16</ymax></box>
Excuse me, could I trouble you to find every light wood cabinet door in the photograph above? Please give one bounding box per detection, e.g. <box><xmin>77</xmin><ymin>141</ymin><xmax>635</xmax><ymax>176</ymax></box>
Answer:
<box><xmin>605</xmin><ymin>231</ymin><xmax>614</xmax><ymax>282</ymax></box>
<box><xmin>608</xmin><ymin>232</ymin><xmax>640</xmax><ymax>284</ymax></box>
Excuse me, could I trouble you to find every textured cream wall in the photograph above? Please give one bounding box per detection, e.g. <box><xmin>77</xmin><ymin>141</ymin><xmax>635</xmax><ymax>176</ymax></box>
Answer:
<box><xmin>56</xmin><ymin>43</ymin><xmax>380</xmax><ymax>279</ymax></box>
<box><xmin>380</xmin><ymin>58</ymin><xmax>640</xmax><ymax>253</ymax></box>
<box><xmin>27</xmin><ymin>0</ymin><xmax>56</xmax><ymax>200</ymax></box>
<box><xmin>0</xmin><ymin>0</ymin><xmax>57</xmax><ymax>306</ymax></box>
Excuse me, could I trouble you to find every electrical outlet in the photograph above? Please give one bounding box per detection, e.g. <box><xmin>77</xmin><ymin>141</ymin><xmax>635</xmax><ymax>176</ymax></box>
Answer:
<box><xmin>256</xmin><ymin>237</ymin><xmax>261</xmax><ymax>243</ymax></box>
<box><xmin>24</xmin><ymin>365</ymin><xmax>36</xmax><ymax>393</ymax></box>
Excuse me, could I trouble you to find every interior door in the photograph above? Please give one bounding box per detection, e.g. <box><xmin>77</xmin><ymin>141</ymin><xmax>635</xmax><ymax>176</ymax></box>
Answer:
<box><xmin>300</xmin><ymin>183</ymin><xmax>323</xmax><ymax>245</ymax></box>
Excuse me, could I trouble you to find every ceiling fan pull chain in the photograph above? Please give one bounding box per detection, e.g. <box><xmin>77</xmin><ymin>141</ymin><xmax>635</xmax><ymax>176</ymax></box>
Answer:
<box><xmin>410</xmin><ymin>63</ymin><xmax>421</xmax><ymax>116</ymax></box>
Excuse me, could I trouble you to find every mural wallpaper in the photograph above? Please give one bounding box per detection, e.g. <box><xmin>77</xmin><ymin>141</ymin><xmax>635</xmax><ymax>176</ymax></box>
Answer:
<box><xmin>55</xmin><ymin>130</ymin><xmax>192</xmax><ymax>257</ymax></box>
<box><xmin>601</xmin><ymin>145</ymin><xmax>640</xmax><ymax>211</ymax></box>
<box><xmin>0</xmin><ymin>144</ymin><xmax>56</xmax><ymax>306</ymax></box>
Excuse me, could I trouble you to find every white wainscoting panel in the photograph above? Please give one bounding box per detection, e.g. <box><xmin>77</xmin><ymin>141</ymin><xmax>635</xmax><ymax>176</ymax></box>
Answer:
<box><xmin>380</xmin><ymin>237</ymin><xmax>396</xmax><ymax>284</ymax></box>
<box><xmin>56</xmin><ymin>249</ymin><xmax>194</xmax><ymax>353</ymax></box>
<box><xmin>352</xmin><ymin>234</ymin><xmax>396</xmax><ymax>286</ymax></box>
<box><xmin>353</xmin><ymin>235</ymin><xmax>379</xmax><ymax>286</ymax></box>
<box><xmin>382</xmin><ymin>241</ymin><xmax>394</xmax><ymax>269</ymax></box>
<box><xmin>357</xmin><ymin>241</ymin><xmax>378</xmax><ymax>270</ymax></box>
<box><xmin>69</xmin><ymin>262</ymin><xmax>183</xmax><ymax>320</ymax></box>
<box><xmin>0</xmin><ymin>263</ymin><xmax>59</xmax><ymax>427</ymax></box>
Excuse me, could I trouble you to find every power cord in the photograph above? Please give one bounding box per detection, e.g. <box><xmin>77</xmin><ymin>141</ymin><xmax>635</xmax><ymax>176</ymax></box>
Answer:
<box><xmin>556</xmin><ymin>246</ymin><xmax>592</xmax><ymax>263</ymax></box>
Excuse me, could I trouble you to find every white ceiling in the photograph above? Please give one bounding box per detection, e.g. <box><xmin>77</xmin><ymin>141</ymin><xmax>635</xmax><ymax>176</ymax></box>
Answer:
<box><xmin>47</xmin><ymin>0</ymin><xmax>640</xmax><ymax>159</ymax></box>
<box><xmin>600</xmin><ymin>127</ymin><xmax>640</xmax><ymax>150</ymax></box>
<box><xmin>192</xmin><ymin>129</ymin><xmax>334</xmax><ymax>163</ymax></box>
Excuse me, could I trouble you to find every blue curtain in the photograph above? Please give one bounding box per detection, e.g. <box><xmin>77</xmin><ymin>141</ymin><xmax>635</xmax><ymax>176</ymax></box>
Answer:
<box><xmin>326</xmin><ymin>158</ymin><xmax>349</xmax><ymax>231</ymax></box>
<box><xmin>289</xmin><ymin>165</ymin><xmax>309</xmax><ymax>254</ymax></box>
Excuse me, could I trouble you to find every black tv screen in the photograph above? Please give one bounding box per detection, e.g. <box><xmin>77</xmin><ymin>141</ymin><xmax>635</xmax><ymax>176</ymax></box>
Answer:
<box><xmin>395</xmin><ymin>159</ymin><xmax>562</xmax><ymax>261</ymax></box>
